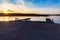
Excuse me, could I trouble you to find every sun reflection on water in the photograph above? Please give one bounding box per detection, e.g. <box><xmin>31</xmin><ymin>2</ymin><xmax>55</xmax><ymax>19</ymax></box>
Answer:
<box><xmin>5</xmin><ymin>17</ymin><xmax>9</xmax><ymax>21</ymax></box>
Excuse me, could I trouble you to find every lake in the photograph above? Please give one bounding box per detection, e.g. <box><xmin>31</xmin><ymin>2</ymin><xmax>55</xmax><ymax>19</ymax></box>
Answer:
<box><xmin>0</xmin><ymin>16</ymin><xmax>60</xmax><ymax>24</ymax></box>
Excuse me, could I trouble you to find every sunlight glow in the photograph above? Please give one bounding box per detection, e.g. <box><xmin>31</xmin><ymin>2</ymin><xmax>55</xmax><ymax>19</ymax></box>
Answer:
<box><xmin>4</xmin><ymin>10</ymin><xmax>9</xmax><ymax>14</ymax></box>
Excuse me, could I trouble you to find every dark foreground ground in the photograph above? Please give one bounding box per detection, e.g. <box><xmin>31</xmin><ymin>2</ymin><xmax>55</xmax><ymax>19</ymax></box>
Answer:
<box><xmin>0</xmin><ymin>20</ymin><xmax>60</xmax><ymax>40</ymax></box>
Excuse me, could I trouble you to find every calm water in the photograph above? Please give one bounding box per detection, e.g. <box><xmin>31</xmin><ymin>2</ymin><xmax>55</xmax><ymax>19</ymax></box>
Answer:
<box><xmin>0</xmin><ymin>16</ymin><xmax>60</xmax><ymax>24</ymax></box>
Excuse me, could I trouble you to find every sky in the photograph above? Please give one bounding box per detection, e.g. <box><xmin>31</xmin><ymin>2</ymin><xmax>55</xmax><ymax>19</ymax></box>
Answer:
<box><xmin>0</xmin><ymin>0</ymin><xmax>60</xmax><ymax>14</ymax></box>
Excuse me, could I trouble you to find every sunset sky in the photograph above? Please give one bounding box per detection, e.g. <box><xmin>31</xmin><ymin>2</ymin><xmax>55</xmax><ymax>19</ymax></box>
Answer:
<box><xmin>0</xmin><ymin>0</ymin><xmax>60</xmax><ymax>23</ymax></box>
<box><xmin>0</xmin><ymin>0</ymin><xmax>60</xmax><ymax>14</ymax></box>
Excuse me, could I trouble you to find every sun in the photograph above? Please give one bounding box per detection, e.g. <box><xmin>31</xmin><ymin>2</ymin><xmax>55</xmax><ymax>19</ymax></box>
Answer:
<box><xmin>3</xmin><ymin>9</ymin><xmax>8</xmax><ymax>14</ymax></box>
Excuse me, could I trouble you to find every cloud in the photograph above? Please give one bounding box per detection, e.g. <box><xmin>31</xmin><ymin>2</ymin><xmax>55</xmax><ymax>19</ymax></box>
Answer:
<box><xmin>0</xmin><ymin>0</ymin><xmax>60</xmax><ymax>14</ymax></box>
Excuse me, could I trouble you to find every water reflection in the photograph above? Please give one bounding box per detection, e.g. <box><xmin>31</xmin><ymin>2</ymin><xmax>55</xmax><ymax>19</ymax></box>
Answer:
<box><xmin>0</xmin><ymin>16</ymin><xmax>46</xmax><ymax>21</ymax></box>
<box><xmin>49</xmin><ymin>16</ymin><xmax>60</xmax><ymax>24</ymax></box>
<box><xmin>5</xmin><ymin>17</ymin><xmax>9</xmax><ymax>21</ymax></box>
<box><xmin>0</xmin><ymin>16</ymin><xmax>60</xmax><ymax>24</ymax></box>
